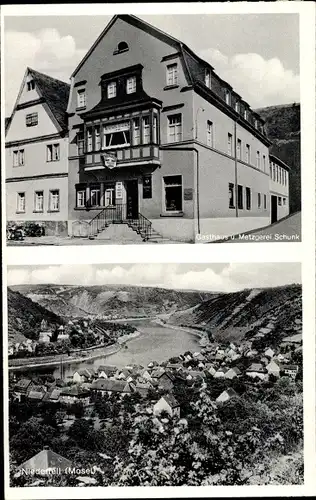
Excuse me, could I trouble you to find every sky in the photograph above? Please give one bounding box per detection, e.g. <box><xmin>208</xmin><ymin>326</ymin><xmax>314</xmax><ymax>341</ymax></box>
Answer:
<box><xmin>4</xmin><ymin>13</ymin><xmax>300</xmax><ymax>116</ymax></box>
<box><xmin>7</xmin><ymin>263</ymin><xmax>301</xmax><ymax>293</ymax></box>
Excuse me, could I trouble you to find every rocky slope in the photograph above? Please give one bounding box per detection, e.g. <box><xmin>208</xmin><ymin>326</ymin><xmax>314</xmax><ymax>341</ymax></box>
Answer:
<box><xmin>167</xmin><ymin>284</ymin><xmax>302</xmax><ymax>343</ymax></box>
<box><xmin>10</xmin><ymin>284</ymin><xmax>215</xmax><ymax>319</ymax></box>
<box><xmin>256</xmin><ymin>103</ymin><xmax>301</xmax><ymax>213</ymax></box>
<box><xmin>7</xmin><ymin>288</ymin><xmax>63</xmax><ymax>343</ymax></box>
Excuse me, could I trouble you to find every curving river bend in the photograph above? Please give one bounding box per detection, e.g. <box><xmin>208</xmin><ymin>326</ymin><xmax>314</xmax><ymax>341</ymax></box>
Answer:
<box><xmin>17</xmin><ymin>320</ymin><xmax>201</xmax><ymax>381</ymax></box>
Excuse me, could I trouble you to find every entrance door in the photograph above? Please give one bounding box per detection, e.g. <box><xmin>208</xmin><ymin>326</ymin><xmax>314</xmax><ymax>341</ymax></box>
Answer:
<box><xmin>126</xmin><ymin>180</ymin><xmax>139</xmax><ymax>219</ymax></box>
<box><xmin>271</xmin><ymin>195</ymin><xmax>278</xmax><ymax>224</ymax></box>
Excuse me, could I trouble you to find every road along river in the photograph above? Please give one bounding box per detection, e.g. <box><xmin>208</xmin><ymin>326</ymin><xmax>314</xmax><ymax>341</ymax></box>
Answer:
<box><xmin>10</xmin><ymin>320</ymin><xmax>201</xmax><ymax>381</ymax></box>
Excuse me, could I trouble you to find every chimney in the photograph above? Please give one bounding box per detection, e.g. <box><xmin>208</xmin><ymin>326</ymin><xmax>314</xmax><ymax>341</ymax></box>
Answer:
<box><xmin>43</xmin><ymin>445</ymin><xmax>49</xmax><ymax>450</ymax></box>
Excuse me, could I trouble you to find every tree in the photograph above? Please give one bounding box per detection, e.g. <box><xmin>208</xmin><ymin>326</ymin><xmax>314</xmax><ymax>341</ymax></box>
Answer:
<box><xmin>10</xmin><ymin>417</ymin><xmax>57</xmax><ymax>464</ymax></box>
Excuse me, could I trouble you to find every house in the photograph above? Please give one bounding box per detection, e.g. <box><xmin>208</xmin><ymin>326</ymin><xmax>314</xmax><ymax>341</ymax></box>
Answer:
<box><xmin>133</xmin><ymin>381</ymin><xmax>153</xmax><ymax>397</ymax></box>
<box><xmin>27</xmin><ymin>385</ymin><xmax>47</xmax><ymax>401</ymax></box>
<box><xmin>13</xmin><ymin>378</ymin><xmax>34</xmax><ymax>401</ymax></box>
<box><xmin>66</xmin><ymin>14</ymin><xmax>274</xmax><ymax>243</ymax></box>
<box><xmin>214</xmin><ymin>367</ymin><xmax>229</xmax><ymax>378</ymax></box>
<box><xmin>97</xmin><ymin>365</ymin><xmax>117</xmax><ymax>378</ymax></box>
<box><xmin>204</xmin><ymin>363</ymin><xmax>217</xmax><ymax>376</ymax></box>
<box><xmin>43</xmin><ymin>388</ymin><xmax>62</xmax><ymax>403</ymax></box>
<box><xmin>185</xmin><ymin>370</ymin><xmax>205</xmax><ymax>383</ymax></box>
<box><xmin>91</xmin><ymin>378</ymin><xmax>132</xmax><ymax>396</ymax></box>
<box><xmin>18</xmin><ymin>447</ymin><xmax>72</xmax><ymax>474</ymax></box>
<box><xmin>246</xmin><ymin>363</ymin><xmax>267</xmax><ymax>381</ymax></box>
<box><xmin>155</xmin><ymin>371</ymin><xmax>175</xmax><ymax>391</ymax></box>
<box><xmin>5</xmin><ymin>67</ymin><xmax>70</xmax><ymax>236</ymax></box>
<box><xmin>225</xmin><ymin>367</ymin><xmax>241</xmax><ymax>380</ymax></box>
<box><xmin>264</xmin><ymin>348</ymin><xmax>275</xmax><ymax>359</ymax></box>
<box><xmin>266</xmin><ymin>359</ymin><xmax>281</xmax><ymax>377</ymax></box>
<box><xmin>60</xmin><ymin>384</ymin><xmax>90</xmax><ymax>405</ymax></box>
<box><xmin>269</xmin><ymin>154</ymin><xmax>290</xmax><ymax>224</ymax></box>
<box><xmin>283</xmin><ymin>365</ymin><xmax>299</xmax><ymax>380</ymax></box>
<box><xmin>153</xmin><ymin>395</ymin><xmax>180</xmax><ymax>418</ymax></box>
<box><xmin>216</xmin><ymin>388</ymin><xmax>237</xmax><ymax>404</ymax></box>
<box><xmin>73</xmin><ymin>368</ymin><xmax>95</xmax><ymax>384</ymax></box>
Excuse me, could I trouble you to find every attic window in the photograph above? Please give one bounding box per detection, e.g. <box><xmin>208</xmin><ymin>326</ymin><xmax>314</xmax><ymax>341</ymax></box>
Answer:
<box><xmin>27</xmin><ymin>80</ymin><xmax>35</xmax><ymax>91</ymax></box>
<box><xmin>114</xmin><ymin>41</ymin><xmax>129</xmax><ymax>54</ymax></box>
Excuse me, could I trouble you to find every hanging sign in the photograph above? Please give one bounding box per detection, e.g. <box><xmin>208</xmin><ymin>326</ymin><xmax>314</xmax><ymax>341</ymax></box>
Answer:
<box><xmin>101</xmin><ymin>152</ymin><xmax>117</xmax><ymax>169</ymax></box>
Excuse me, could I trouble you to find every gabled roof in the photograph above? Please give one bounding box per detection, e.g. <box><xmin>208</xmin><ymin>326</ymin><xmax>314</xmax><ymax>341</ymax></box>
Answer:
<box><xmin>61</xmin><ymin>385</ymin><xmax>89</xmax><ymax>396</ymax></box>
<box><xmin>162</xmin><ymin>394</ymin><xmax>180</xmax><ymax>408</ymax></box>
<box><xmin>19</xmin><ymin>448</ymin><xmax>72</xmax><ymax>472</ymax></box>
<box><xmin>91</xmin><ymin>378</ymin><xmax>131</xmax><ymax>393</ymax></box>
<box><xmin>15</xmin><ymin>378</ymin><xmax>32</xmax><ymax>390</ymax></box>
<box><xmin>247</xmin><ymin>363</ymin><xmax>266</xmax><ymax>373</ymax></box>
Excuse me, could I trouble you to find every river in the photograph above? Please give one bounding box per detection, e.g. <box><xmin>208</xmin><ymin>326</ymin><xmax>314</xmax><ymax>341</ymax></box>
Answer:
<box><xmin>15</xmin><ymin>320</ymin><xmax>201</xmax><ymax>381</ymax></box>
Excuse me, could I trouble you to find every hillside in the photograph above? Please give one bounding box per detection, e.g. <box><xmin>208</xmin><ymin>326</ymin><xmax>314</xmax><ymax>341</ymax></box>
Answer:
<box><xmin>256</xmin><ymin>103</ymin><xmax>301</xmax><ymax>213</ymax></box>
<box><xmin>10</xmin><ymin>284</ymin><xmax>215</xmax><ymax>319</ymax></box>
<box><xmin>7</xmin><ymin>288</ymin><xmax>63</xmax><ymax>343</ymax></box>
<box><xmin>167</xmin><ymin>284</ymin><xmax>302</xmax><ymax>343</ymax></box>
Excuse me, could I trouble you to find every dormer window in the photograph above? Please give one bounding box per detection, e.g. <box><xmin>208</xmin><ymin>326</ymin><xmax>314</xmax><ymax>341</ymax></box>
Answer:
<box><xmin>244</xmin><ymin>109</ymin><xmax>248</xmax><ymax>120</ymax></box>
<box><xmin>107</xmin><ymin>81</ymin><xmax>117</xmax><ymax>99</ymax></box>
<box><xmin>166</xmin><ymin>63</ymin><xmax>178</xmax><ymax>86</ymax></box>
<box><xmin>27</xmin><ymin>80</ymin><xmax>35</xmax><ymax>91</ymax></box>
<box><xmin>205</xmin><ymin>69</ymin><xmax>211</xmax><ymax>88</ymax></box>
<box><xmin>77</xmin><ymin>89</ymin><xmax>86</xmax><ymax>108</ymax></box>
<box><xmin>225</xmin><ymin>90</ymin><xmax>231</xmax><ymax>105</ymax></box>
<box><xmin>126</xmin><ymin>76</ymin><xmax>136</xmax><ymax>94</ymax></box>
<box><xmin>235</xmin><ymin>101</ymin><xmax>240</xmax><ymax>113</ymax></box>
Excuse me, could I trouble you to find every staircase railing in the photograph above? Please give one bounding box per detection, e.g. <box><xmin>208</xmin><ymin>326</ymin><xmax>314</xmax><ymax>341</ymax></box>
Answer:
<box><xmin>88</xmin><ymin>204</ymin><xmax>127</xmax><ymax>238</ymax></box>
<box><xmin>127</xmin><ymin>213</ymin><xmax>153</xmax><ymax>241</ymax></box>
<box><xmin>88</xmin><ymin>204</ymin><xmax>154</xmax><ymax>241</ymax></box>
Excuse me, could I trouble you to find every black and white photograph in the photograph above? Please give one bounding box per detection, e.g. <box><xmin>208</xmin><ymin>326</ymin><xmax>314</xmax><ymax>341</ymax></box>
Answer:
<box><xmin>4</xmin><ymin>11</ymin><xmax>301</xmax><ymax>245</ymax></box>
<box><xmin>6</xmin><ymin>263</ymin><xmax>303</xmax><ymax>487</ymax></box>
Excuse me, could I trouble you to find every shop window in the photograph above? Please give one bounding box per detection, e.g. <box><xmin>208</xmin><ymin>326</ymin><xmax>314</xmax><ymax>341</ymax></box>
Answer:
<box><xmin>237</xmin><ymin>185</ymin><xmax>243</xmax><ymax>210</ymax></box>
<box><xmin>102</xmin><ymin>121</ymin><xmax>130</xmax><ymax>149</ymax></box>
<box><xmin>17</xmin><ymin>192</ymin><xmax>25</xmax><ymax>213</ymax></box>
<box><xmin>49</xmin><ymin>190</ymin><xmax>60</xmax><ymax>211</ymax></box>
<box><xmin>229</xmin><ymin>183</ymin><xmax>235</xmax><ymax>209</ymax></box>
<box><xmin>246</xmin><ymin>187</ymin><xmax>251</xmax><ymax>210</ymax></box>
<box><xmin>164</xmin><ymin>175</ymin><xmax>182</xmax><ymax>212</ymax></box>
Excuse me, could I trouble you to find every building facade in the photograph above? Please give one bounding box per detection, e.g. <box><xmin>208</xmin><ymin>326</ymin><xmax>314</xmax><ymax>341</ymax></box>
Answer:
<box><xmin>269</xmin><ymin>154</ymin><xmax>290</xmax><ymax>223</ymax></box>
<box><xmin>5</xmin><ymin>68</ymin><xmax>70</xmax><ymax>236</ymax></box>
<box><xmin>66</xmin><ymin>14</ymin><xmax>275</xmax><ymax>242</ymax></box>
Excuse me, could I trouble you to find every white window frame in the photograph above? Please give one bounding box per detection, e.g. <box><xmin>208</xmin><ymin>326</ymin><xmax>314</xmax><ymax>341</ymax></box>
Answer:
<box><xmin>102</xmin><ymin>122</ymin><xmax>131</xmax><ymax>150</ymax></box>
<box><xmin>163</xmin><ymin>174</ymin><xmax>183</xmax><ymax>213</ymax></box>
<box><xmin>87</xmin><ymin>128</ymin><xmax>93</xmax><ymax>152</ymax></box>
<box><xmin>77</xmin><ymin>190</ymin><xmax>86</xmax><ymax>208</ymax></box>
<box><xmin>166</xmin><ymin>63</ymin><xmax>178</xmax><ymax>86</ymax></box>
<box><xmin>77</xmin><ymin>89</ymin><xmax>86</xmax><ymax>108</ymax></box>
<box><xmin>13</xmin><ymin>149</ymin><xmax>24</xmax><ymax>167</ymax></box>
<box><xmin>227</xmin><ymin>133</ymin><xmax>233</xmax><ymax>156</ymax></box>
<box><xmin>107</xmin><ymin>81</ymin><xmax>117</xmax><ymax>99</ymax></box>
<box><xmin>167</xmin><ymin>114</ymin><xmax>182</xmax><ymax>143</ymax></box>
<box><xmin>153</xmin><ymin>115</ymin><xmax>158</xmax><ymax>144</ymax></box>
<box><xmin>142</xmin><ymin>116</ymin><xmax>150</xmax><ymax>145</ymax></box>
<box><xmin>49</xmin><ymin>189</ymin><xmax>60</xmax><ymax>212</ymax></box>
<box><xmin>237</xmin><ymin>139</ymin><xmax>241</xmax><ymax>160</ymax></box>
<box><xmin>126</xmin><ymin>76</ymin><xmax>136</xmax><ymax>94</ymax></box>
<box><xmin>17</xmin><ymin>192</ymin><xmax>25</xmax><ymax>213</ymax></box>
<box><xmin>47</xmin><ymin>143</ymin><xmax>60</xmax><ymax>162</ymax></box>
<box><xmin>132</xmin><ymin>118</ymin><xmax>140</xmax><ymax>146</ymax></box>
<box><xmin>34</xmin><ymin>191</ymin><xmax>44</xmax><ymax>212</ymax></box>
<box><xmin>90</xmin><ymin>186</ymin><xmax>101</xmax><ymax>207</ymax></box>
<box><xmin>207</xmin><ymin>121</ymin><xmax>213</xmax><ymax>147</ymax></box>
<box><xmin>95</xmin><ymin>127</ymin><xmax>101</xmax><ymax>151</ymax></box>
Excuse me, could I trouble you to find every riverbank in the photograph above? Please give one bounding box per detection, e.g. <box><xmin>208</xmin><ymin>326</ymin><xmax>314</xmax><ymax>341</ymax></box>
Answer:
<box><xmin>9</xmin><ymin>330</ymin><xmax>142</xmax><ymax>372</ymax></box>
<box><xmin>154</xmin><ymin>318</ymin><xmax>210</xmax><ymax>345</ymax></box>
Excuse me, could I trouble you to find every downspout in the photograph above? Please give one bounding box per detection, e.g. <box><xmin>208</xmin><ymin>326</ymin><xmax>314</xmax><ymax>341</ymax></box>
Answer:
<box><xmin>234</xmin><ymin>118</ymin><xmax>238</xmax><ymax>219</ymax></box>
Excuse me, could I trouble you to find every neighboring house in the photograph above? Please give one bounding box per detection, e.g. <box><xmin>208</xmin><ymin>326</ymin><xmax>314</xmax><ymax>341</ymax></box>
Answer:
<box><xmin>66</xmin><ymin>14</ymin><xmax>273</xmax><ymax>243</ymax></box>
<box><xmin>13</xmin><ymin>378</ymin><xmax>34</xmax><ymax>401</ymax></box>
<box><xmin>283</xmin><ymin>365</ymin><xmax>299</xmax><ymax>380</ymax></box>
<box><xmin>225</xmin><ymin>367</ymin><xmax>241</xmax><ymax>380</ymax></box>
<box><xmin>27</xmin><ymin>385</ymin><xmax>47</xmax><ymax>401</ymax></box>
<box><xmin>269</xmin><ymin>154</ymin><xmax>290</xmax><ymax>224</ymax></box>
<box><xmin>90</xmin><ymin>378</ymin><xmax>132</xmax><ymax>396</ymax></box>
<box><xmin>133</xmin><ymin>381</ymin><xmax>153</xmax><ymax>397</ymax></box>
<box><xmin>155</xmin><ymin>372</ymin><xmax>175</xmax><ymax>391</ymax></box>
<box><xmin>97</xmin><ymin>365</ymin><xmax>117</xmax><ymax>378</ymax></box>
<box><xmin>246</xmin><ymin>363</ymin><xmax>267</xmax><ymax>381</ymax></box>
<box><xmin>38</xmin><ymin>330</ymin><xmax>52</xmax><ymax>344</ymax></box>
<box><xmin>73</xmin><ymin>368</ymin><xmax>95</xmax><ymax>384</ymax></box>
<box><xmin>214</xmin><ymin>367</ymin><xmax>229</xmax><ymax>378</ymax></box>
<box><xmin>43</xmin><ymin>388</ymin><xmax>62</xmax><ymax>403</ymax></box>
<box><xmin>266</xmin><ymin>359</ymin><xmax>281</xmax><ymax>377</ymax></box>
<box><xmin>205</xmin><ymin>364</ymin><xmax>217</xmax><ymax>376</ymax></box>
<box><xmin>18</xmin><ymin>447</ymin><xmax>72</xmax><ymax>474</ymax></box>
<box><xmin>59</xmin><ymin>385</ymin><xmax>90</xmax><ymax>404</ymax></box>
<box><xmin>153</xmin><ymin>395</ymin><xmax>180</xmax><ymax>418</ymax></box>
<box><xmin>216</xmin><ymin>388</ymin><xmax>237</xmax><ymax>404</ymax></box>
<box><xmin>5</xmin><ymin>67</ymin><xmax>70</xmax><ymax>236</ymax></box>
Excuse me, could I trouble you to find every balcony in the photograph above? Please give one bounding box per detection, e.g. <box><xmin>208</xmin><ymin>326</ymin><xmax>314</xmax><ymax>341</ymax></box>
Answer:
<box><xmin>84</xmin><ymin>144</ymin><xmax>160</xmax><ymax>171</ymax></box>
